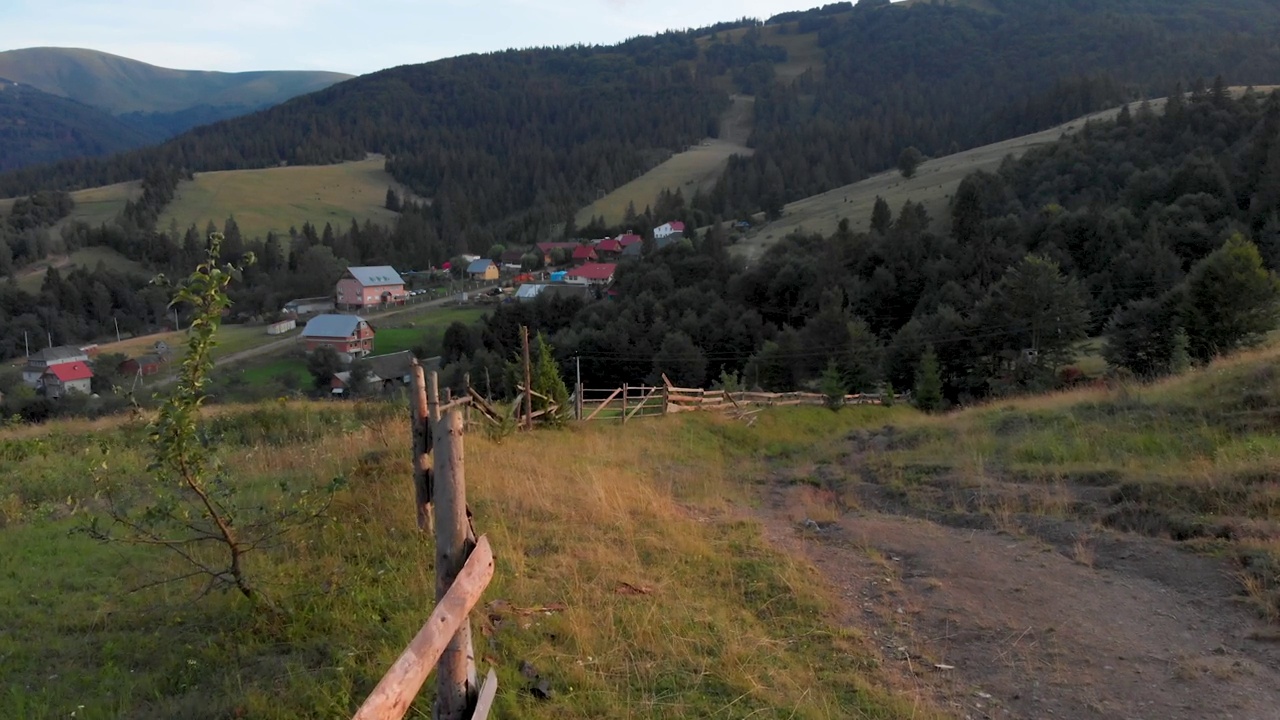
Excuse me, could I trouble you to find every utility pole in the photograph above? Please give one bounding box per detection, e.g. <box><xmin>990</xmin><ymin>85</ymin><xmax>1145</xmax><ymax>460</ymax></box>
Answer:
<box><xmin>24</xmin><ymin>331</ymin><xmax>29</xmax><ymax>358</ymax></box>
<box><xmin>113</xmin><ymin>316</ymin><xmax>121</xmax><ymax>343</ymax></box>
<box><xmin>575</xmin><ymin>355</ymin><xmax>582</xmax><ymax>421</ymax></box>
<box><xmin>521</xmin><ymin>326</ymin><xmax>533</xmax><ymax>431</ymax></box>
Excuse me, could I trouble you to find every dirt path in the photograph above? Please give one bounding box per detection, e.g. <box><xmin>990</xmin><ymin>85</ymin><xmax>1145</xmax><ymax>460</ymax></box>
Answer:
<box><xmin>759</xmin><ymin>480</ymin><xmax>1280</xmax><ymax>719</ymax></box>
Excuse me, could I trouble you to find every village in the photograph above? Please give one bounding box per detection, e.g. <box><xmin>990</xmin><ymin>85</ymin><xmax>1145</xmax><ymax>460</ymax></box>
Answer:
<box><xmin>3</xmin><ymin>221</ymin><xmax>689</xmax><ymax>404</ymax></box>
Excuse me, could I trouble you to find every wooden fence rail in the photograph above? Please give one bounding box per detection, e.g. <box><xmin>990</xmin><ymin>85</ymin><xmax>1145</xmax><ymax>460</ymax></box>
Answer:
<box><xmin>574</xmin><ymin>378</ymin><xmax>903</xmax><ymax>422</ymax></box>
<box><xmin>353</xmin><ymin>361</ymin><xmax>497</xmax><ymax>720</ymax></box>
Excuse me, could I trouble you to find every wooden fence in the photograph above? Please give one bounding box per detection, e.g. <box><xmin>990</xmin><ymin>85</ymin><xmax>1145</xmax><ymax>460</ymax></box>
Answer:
<box><xmin>353</xmin><ymin>361</ymin><xmax>497</xmax><ymax>720</ymax></box>
<box><xmin>574</xmin><ymin>374</ymin><xmax>900</xmax><ymax>422</ymax></box>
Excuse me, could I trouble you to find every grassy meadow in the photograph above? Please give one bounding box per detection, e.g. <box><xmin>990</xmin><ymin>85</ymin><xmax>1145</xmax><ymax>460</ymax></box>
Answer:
<box><xmin>575</xmin><ymin>96</ymin><xmax>754</xmax><ymax>228</ymax></box>
<box><xmin>850</xmin><ymin>346</ymin><xmax>1280</xmax><ymax>620</ymax></box>
<box><xmin>14</xmin><ymin>246</ymin><xmax>148</xmax><ymax>293</ymax></box>
<box><xmin>0</xmin><ymin>401</ymin><xmax>930</xmax><ymax>719</ymax></box>
<box><xmin>0</xmin><ymin>181</ymin><xmax>140</xmax><ymax>229</ymax></box>
<box><xmin>158</xmin><ymin>156</ymin><xmax>410</xmax><ymax>239</ymax></box>
<box><xmin>732</xmin><ymin>100</ymin><xmax>1167</xmax><ymax>260</ymax></box>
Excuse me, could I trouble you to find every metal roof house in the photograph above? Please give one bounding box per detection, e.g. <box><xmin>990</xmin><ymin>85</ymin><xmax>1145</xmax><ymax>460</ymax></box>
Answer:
<box><xmin>337</xmin><ymin>266</ymin><xmax>407</xmax><ymax>310</ymax></box>
<box><xmin>302</xmin><ymin>314</ymin><xmax>375</xmax><ymax>358</ymax></box>
<box><xmin>467</xmin><ymin>259</ymin><xmax>499</xmax><ymax>280</ymax></box>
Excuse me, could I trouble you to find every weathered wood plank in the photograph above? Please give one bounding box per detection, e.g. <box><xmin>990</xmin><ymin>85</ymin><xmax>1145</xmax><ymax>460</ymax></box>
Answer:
<box><xmin>351</xmin><ymin>536</ymin><xmax>494</xmax><ymax>720</ymax></box>
<box><xmin>469</xmin><ymin>668</ymin><xmax>499</xmax><ymax>720</ymax></box>
<box><xmin>584</xmin><ymin>388</ymin><xmax>621</xmax><ymax>421</ymax></box>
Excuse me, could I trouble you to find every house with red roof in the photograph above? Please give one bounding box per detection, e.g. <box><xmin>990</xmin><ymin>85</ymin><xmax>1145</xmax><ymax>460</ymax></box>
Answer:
<box><xmin>571</xmin><ymin>244</ymin><xmax>598</xmax><ymax>265</ymax></box>
<box><xmin>535</xmin><ymin>241</ymin><xmax>581</xmax><ymax>266</ymax></box>
<box><xmin>594</xmin><ymin>237</ymin><xmax>623</xmax><ymax>258</ymax></box>
<box><xmin>40</xmin><ymin>361</ymin><xmax>93</xmax><ymax>399</ymax></box>
<box><xmin>565</xmin><ymin>262</ymin><xmax>618</xmax><ymax>286</ymax></box>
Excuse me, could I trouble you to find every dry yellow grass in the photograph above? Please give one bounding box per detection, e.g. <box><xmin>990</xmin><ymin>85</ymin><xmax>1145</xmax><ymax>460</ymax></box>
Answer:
<box><xmin>158</xmin><ymin>155</ymin><xmax>411</xmax><ymax>239</ymax></box>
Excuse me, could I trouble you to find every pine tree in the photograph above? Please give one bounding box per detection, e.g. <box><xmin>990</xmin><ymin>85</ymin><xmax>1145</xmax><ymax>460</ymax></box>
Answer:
<box><xmin>914</xmin><ymin>346</ymin><xmax>943</xmax><ymax>412</ymax></box>
<box><xmin>870</xmin><ymin>196</ymin><xmax>892</xmax><ymax>235</ymax></box>
<box><xmin>819</xmin><ymin>359</ymin><xmax>847</xmax><ymax>411</ymax></box>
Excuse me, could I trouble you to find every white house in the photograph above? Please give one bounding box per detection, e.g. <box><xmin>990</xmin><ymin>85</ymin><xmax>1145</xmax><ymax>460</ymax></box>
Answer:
<box><xmin>653</xmin><ymin>221</ymin><xmax>686</xmax><ymax>244</ymax></box>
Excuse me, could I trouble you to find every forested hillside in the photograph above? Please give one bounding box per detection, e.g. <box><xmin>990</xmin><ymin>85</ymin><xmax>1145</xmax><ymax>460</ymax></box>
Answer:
<box><xmin>0</xmin><ymin>82</ymin><xmax>153</xmax><ymax>171</ymax></box>
<box><xmin>440</xmin><ymin>88</ymin><xmax>1280</xmax><ymax>405</ymax></box>
<box><xmin>0</xmin><ymin>48</ymin><xmax>350</xmax><ymax>171</ymax></box>
<box><xmin>8</xmin><ymin>0</ymin><xmax>1280</xmax><ymax>249</ymax></box>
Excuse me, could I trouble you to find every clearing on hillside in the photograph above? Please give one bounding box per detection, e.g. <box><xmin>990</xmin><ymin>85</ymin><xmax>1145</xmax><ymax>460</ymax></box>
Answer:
<box><xmin>575</xmin><ymin>96</ymin><xmax>755</xmax><ymax>228</ymax></box>
<box><xmin>0</xmin><ymin>180</ymin><xmax>140</xmax><ymax>229</ymax></box>
<box><xmin>14</xmin><ymin>245</ymin><xmax>147</xmax><ymax>293</ymax></box>
<box><xmin>158</xmin><ymin>155</ymin><xmax>412</xmax><ymax>239</ymax></box>
<box><xmin>732</xmin><ymin>99</ymin><xmax>1168</xmax><ymax>260</ymax></box>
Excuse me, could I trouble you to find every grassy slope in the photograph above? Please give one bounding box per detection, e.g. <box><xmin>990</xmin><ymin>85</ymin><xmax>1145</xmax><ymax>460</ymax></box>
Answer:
<box><xmin>0</xmin><ymin>403</ymin><xmax>929</xmax><ymax>719</ymax></box>
<box><xmin>0</xmin><ymin>47</ymin><xmax>351</xmax><ymax>115</ymax></box>
<box><xmin>13</xmin><ymin>246</ymin><xmax>148</xmax><ymax>293</ymax></box>
<box><xmin>575</xmin><ymin>95</ymin><xmax>755</xmax><ymax>228</ymax></box>
<box><xmin>158</xmin><ymin>156</ymin><xmax>409</xmax><ymax>239</ymax></box>
<box><xmin>0</xmin><ymin>180</ymin><xmax>139</xmax><ymax>226</ymax></box>
<box><xmin>574</xmin><ymin>19</ymin><xmax>832</xmax><ymax>228</ymax></box>
<box><xmin>732</xmin><ymin>99</ymin><xmax>1165</xmax><ymax>259</ymax></box>
<box><xmin>862</xmin><ymin>345</ymin><xmax>1280</xmax><ymax>619</ymax></box>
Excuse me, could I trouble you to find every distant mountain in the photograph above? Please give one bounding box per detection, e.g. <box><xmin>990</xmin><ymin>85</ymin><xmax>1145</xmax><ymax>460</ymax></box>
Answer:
<box><xmin>0</xmin><ymin>47</ymin><xmax>351</xmax><ymax>170</ymax></box>
<box><xmin>7</xmin><ymin>1</ymin><xmax>1280</xmax><ymax>246</ymax></box>
<box><xmin>0</xmin><ymin>80</ymin><xmax>153</xmax><ymax>171</ymax></box>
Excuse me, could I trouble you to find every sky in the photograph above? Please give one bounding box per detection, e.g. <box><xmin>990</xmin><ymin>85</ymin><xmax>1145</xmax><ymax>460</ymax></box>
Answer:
<box><xmin>1</xmin><ymin>0</ymin><xmax>830</xmax><ymax>76</ymax></box>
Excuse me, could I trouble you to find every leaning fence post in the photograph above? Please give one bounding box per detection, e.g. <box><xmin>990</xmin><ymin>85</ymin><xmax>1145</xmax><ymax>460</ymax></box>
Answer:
<box><xmin>410</xmin><ymin>360</ymin><xmax>433</xmax><ymax>532</ymax></box>
<box><xmin>433</xmin><ymin>403</ymin><xmax>479</xmax><ymax>719</ymax></box>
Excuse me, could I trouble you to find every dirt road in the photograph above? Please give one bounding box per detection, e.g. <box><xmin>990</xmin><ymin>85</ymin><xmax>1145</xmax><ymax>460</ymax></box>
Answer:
<box><xmin>760</xmin><ymin>459</ymin><xmax>1280</xmax><ymax>719</ymax></box>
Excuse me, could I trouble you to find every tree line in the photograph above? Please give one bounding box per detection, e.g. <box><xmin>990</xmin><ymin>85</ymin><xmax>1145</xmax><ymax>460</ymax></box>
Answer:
<box><xmin>437</xmin><ymin>88</ymin><xmax>1280</xmax><ymax>407</ymax></box>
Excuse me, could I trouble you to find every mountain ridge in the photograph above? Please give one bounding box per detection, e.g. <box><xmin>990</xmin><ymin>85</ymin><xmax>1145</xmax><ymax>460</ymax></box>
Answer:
<box><xmin>0</xmin><ymin>47</ymin><xmax>352</xmax><ymax>115</ymax></box>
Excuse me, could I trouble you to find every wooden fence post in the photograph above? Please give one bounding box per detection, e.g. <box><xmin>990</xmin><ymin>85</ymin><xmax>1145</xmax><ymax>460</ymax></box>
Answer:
<box><xmin>521</xmin><ymin>326</ymin><xmax>533</xmax><ymax>431</ymax></box>
<box><xmin>433</xmin><ymin>406</ymin><xmax>478</xmax><ymax>719</ymax></box>
<box><xmin>575</xmin><ymin>382</ymin><xmax>583</xmax><ymax>421</ymax></box>
<box><xmin>410</xmin><ymin>360</ymin><xmax>433</xmax><ymax>532</ymax></box>
<box><xmin>621</xmin><ymin>383</ymin><xmax>628</xmax><ymax>424</ymax></box>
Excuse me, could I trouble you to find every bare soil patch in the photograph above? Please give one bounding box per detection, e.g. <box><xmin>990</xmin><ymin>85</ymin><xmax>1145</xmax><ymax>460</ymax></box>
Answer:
<box><xmin>758</xmin><ymin>460</ymin><xmax>1280</xmax><ymax>719</ymax></box>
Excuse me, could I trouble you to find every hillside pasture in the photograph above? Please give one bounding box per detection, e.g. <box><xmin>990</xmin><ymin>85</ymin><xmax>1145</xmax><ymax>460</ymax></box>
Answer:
<box><xmin>732</xmin><ymin>99</ymin><xmax>1167</xmax><ymax>260</ymax></box>
<box><xmin>575</xmin><ymin>96</ymin><xmax>754</xmax><ymax>227</ymax></box>
<box><xmin>0</xmin><ymin>180</ymin><xmax>139</xmax><ymax>229</ymax></box>
<box><xmin>0</xmin><ymin>402</ymin><xmax>929</xmax><ymax>719</ymax></box>
<box><xmin>13</xmin><ymin>246</ymin><xmax>147</xmax><ymax>293</ymax></box>
<box><xmin>158</xmin><ymin>155</ymin><xmax>410</xmax><ymax>239</ymax></box>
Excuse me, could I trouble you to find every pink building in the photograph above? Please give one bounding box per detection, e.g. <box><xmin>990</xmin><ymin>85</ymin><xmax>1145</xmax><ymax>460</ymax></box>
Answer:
<box><xmin>336</xmin><ymin>266</ymin><xmax>407</xmax><ymax>310</ymax></box>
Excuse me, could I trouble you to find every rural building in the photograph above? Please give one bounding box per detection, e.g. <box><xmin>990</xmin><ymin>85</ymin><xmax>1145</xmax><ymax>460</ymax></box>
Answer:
<box><xmin>535</xmin><ymin>241</ymin><xmax>581</xmax><ymax>265</ymax></box>
<box><xmin>572</xmin><ymin>245</ymin><xmax>598</xmax><ymax>265</ymax></box>
<box><xmin>283</xmin><ymin>297</ymin><xmax>336</xmax><ymax>317</ymax></box>
<box><xmin>302</xmin><ymin>314</ymin><xmax>376</xmax><ymax>358</ymax></box>
<box><xmin>466</xmin><ymin>259</ymin><xmax>499</xmax><ymax>280</ymax></box>
<box><xmin>266</xmin><ymin>319</ymin><xmax>297</xmax><ymax>335</ymax></box>
<box><xmin>119</xmin><ymin>354</ymin><xmax>166</xmax><ymax>378</ymax></box>
<box><xmin>565</xmin><ymin>262</ymin><xmax>617</xmax><ymax>286</ymax></box>
<box><xmin>515</xmin><ymin>283</ymin><xmax>596</xmax><ymax>302</ymax></box>
<box><xmin>653</xmin><ymin>221</ymin><xmax>685</xmax><ymax>243</ymax></box>
<box><xmin>500</xmin><ymin>248</ymin><xmax>529</xmax><ymax>266</ymax></box>
<box><xmin>336</xmin><ymin>266</ymin><xmax>407</xmax><ymax>310</ymax></box>
<box><xmin>39</xmin><ymin>361</ymin><xmax>93</xmax><ymax>399</ymax></box>
<box><xmin>594</xmin><ymin>238</ymin><xmax>623</xmax><ymax>258</ymax></box>
<box><xmin>331</xmin><ymin>350</ymin><xmax>418</xmax><ymax>395</ymax></box>
<box><xmin>22</xmin><ymin>346</ymin><xmax>90</xmax><ymax>388</ymax></box>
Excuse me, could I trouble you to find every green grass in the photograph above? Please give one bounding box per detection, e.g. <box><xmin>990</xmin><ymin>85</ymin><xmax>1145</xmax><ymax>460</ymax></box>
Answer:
<box><xmin>0</xmin><ymin>181</ymin><xmax>139</xmax><ymax>230</ymax></box>
<box><xmin>158</xmin><ymin>156</ymin><xmax>410</xmax><ymax>240</ymax></box>
<box><xmin>0</xmin><ymin>402</ymin><xmax>932</xmax><ymax>719</ymax></box>
<box><xmin>862</xmin><ymin>344</ymin><xmax>1280</xmax><ymax>620</ymax></box>
<box><xmin>238</xmin><ymin>357</ymin><xmax>308</xmax><ymax>387</ymax></box>
<box><xmin>371</xmin><ymin>306</ymin><xmax>488</xmax><ymax>357</ymax></box>
<box><xmin>575</xmin><ymin>97</ymin><xmax>754</xmax><ymax>228</ymax></box>
<box><xmin>14</xmin><ymin>245</ymin><xmax>148</xmax><ymax>293</ymax></box>
<box><xmin>732</xmin><ymin>98</ymin><xmax>1171</xmax><ymax>260</ymax></box>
